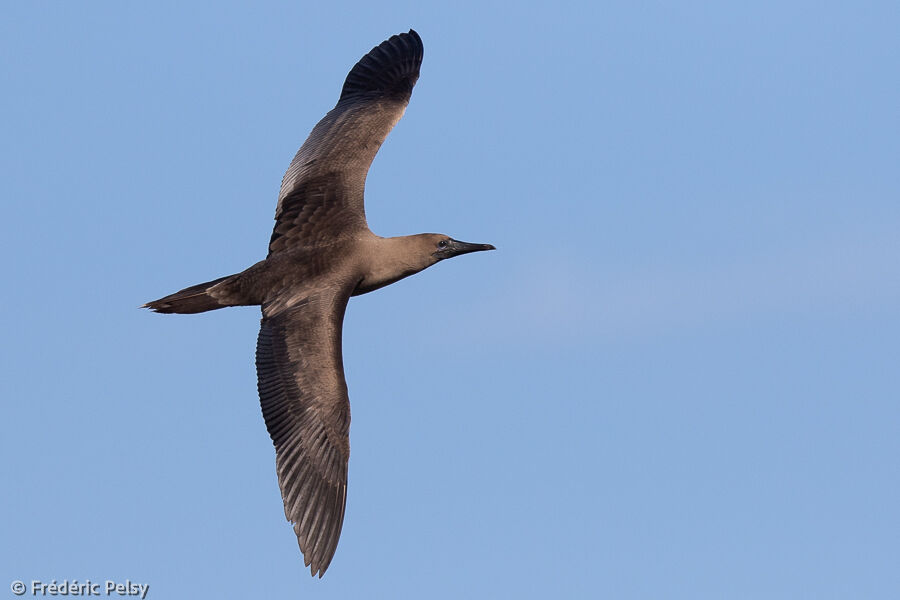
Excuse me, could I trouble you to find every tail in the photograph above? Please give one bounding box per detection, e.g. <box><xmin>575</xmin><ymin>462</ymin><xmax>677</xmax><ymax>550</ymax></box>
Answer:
<box><xmin>143</xmin><ymin>274</ymin><xmax>236</xmax><ymax>314</ymax></box>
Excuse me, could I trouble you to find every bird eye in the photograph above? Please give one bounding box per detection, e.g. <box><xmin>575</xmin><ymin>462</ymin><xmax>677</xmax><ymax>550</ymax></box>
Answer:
<box><xmin>438</xmin><ymin>239</ymin><xmax>448</xmax><ymax>249</ymax></box>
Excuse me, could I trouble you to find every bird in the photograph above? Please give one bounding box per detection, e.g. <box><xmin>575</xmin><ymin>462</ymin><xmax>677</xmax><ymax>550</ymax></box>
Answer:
<box><xmin>143</xmin><ymin>30</ymin><xmax>494</xmax><ymax>577</ymax></box>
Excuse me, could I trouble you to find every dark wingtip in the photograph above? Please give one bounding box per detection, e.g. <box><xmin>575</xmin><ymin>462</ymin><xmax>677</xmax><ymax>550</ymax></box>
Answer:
<box><xmin>305</xmin><ymin>554</ymin><xmax>327</xmax><ymax>578</ymax></box>
<box><xmin>339</xmin><ymin>30</ymin><xmax>424</xmax><ymax>102</ymax></box>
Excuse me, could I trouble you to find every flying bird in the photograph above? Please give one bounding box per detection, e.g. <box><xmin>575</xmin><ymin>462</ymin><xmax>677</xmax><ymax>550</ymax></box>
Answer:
<box><xmin>144</xmin><ymin>30</ymin><xmax>494</xmax><ymax>577</ymax></box>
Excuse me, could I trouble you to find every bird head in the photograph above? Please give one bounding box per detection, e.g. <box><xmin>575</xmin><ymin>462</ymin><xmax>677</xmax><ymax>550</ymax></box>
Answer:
<box><xmin>427</xmin><ymin>234</ymin><xmax>496</xmax><ymax>261</ymax></box>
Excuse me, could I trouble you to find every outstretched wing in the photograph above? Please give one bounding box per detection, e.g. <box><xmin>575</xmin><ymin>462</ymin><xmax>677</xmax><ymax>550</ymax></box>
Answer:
<box><xmin>269</xmin><ymin>30</ymin><xmax>424</xmax><ymax>254</ymax></box>
<box><xmin>255</xmin><ymin>287</ymin><xmax>353</xmax><ymax>577</ymax></box>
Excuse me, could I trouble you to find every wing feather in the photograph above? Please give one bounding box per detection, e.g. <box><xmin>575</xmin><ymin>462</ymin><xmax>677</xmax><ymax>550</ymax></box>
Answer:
<box><xmin>255</xmin><ymin>288</ymin><xmax>352</xmax><ymax>577</ymax></box>
<box><xmin>269</xmin><ymin>30</ymin><xmax>424</xmax><ymax>254</ymax></box>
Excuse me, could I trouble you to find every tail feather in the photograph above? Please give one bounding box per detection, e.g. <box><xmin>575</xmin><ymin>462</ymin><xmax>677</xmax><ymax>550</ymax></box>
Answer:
<box><xmin>143</xmin><ymin>275</ymin><xmax>234</xmax><ymax>314</ymax></box>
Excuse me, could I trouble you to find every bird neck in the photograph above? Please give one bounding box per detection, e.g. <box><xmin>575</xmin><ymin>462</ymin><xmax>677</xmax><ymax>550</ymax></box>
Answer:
<box><xmin>354</xmin><ymin>234</ymin><xmax>436</xmax><ymax>295</ymax></box>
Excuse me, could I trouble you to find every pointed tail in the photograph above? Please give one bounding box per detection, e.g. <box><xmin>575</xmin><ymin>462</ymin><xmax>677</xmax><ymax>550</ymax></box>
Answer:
<box><xmin>143</xmin><ymin>275</ymin><xmax>235</xmax><ymax>314</ymax></box>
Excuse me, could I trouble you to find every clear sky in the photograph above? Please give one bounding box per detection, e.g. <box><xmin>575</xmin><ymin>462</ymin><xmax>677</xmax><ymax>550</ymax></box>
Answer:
<box><xmin>2</xmin><ymin>1</ymin><xmax>898</xmax><ymax>598</ymax></box>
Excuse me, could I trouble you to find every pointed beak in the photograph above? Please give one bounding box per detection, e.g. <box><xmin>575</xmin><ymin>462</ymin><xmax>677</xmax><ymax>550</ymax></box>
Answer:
<box><xmin>442</xmin><ymin>239</ymin><xmax>496</xmax><ymax>258</ymax></box>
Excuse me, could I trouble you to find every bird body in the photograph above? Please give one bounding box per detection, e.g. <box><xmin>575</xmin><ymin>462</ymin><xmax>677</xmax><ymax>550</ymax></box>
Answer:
<box><xmin>144</xmin><ymin>30</ymin><xmax>493</xmax><ymax>577</ymax></box>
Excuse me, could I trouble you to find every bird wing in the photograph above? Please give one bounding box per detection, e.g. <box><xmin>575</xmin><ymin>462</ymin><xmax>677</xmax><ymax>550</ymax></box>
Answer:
<box><xmin>255</xmin><ymin>285</ymin><xmax>354</xmax><ymax>577</ymax></box>
<box><xmin>268</xmin><ymin>30</ymin><xmax>424</xmax><ymax>255</ymax></box>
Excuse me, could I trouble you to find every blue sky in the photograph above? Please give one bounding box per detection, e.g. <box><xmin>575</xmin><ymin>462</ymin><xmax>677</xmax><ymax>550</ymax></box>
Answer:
<box><xmin>2</xmin><ymin>1</ymin><xmax>898</xmax><ymax>598</ymax></box>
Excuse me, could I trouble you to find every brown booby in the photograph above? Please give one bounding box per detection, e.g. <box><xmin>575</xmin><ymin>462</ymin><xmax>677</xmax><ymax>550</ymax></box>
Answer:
<box><xmin>143</xmin><ymin>30</ymin><xmax>493</xmax><ymax>577</ymax></box>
